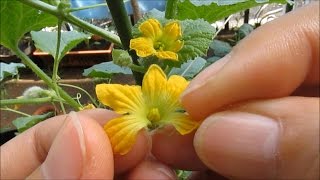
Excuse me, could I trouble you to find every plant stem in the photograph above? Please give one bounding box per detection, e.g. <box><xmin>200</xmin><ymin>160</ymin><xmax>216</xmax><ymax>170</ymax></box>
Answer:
<box><xmin>0</xmin><ymin>97</ymin><xmax>52</xmax><ymax>107</ymax></box>
<box><xmin>165</xmin><ymin>0</ymin><xmax>179</xmax><ymax>19</ymax></box>
<box><xmin>19</xmin><ymin>0</ymin><xmax>60</xmax><ymax>16</ymax></box>
<box><xmin>69</xmin><ymin>3</ymin><xmax>108</xmax><ymax>12</ymax></box>
<box><xmin>19</xmin><ymin>0</ymin><xmax>122</xmax><ymax>46</ymax></box>
<box><xmin>106</xmin><ymin>0</ymin><xmax>143</xmax><ymax>85</ymax></box>
<box><xmin>129</xmin><ymin>64</ymin><xmax>145</xmax><ymax>73</ymax></box>
<box><xmin>13</xmin><ymin>48</ymin><xmax>81</xmax><ymax>110</ymax></box>
<box><xmin>52</xmin><ymin>20</ymin><xmax>66</xmax><ymax>114</ymax></box>
<box><xmin>0</xmin><ymin>107</ymin><xmax>31</xmax><ymax>117</ymax></box>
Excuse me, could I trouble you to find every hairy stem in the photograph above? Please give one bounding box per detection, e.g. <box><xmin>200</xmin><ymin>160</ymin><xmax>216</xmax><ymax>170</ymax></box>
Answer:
<box><xmin>0</xmin><ymin>97</ymin><xmax>53</xmax><ymax>106</ymax></box>
<box><xmin>0</xmin><ymin>107</ymin><xmax>31</xmax><ymax>117</ymax></box>
<box><xmin>165</xmin><ymin>0</ymin><xmax>179</xmax><ymax>19</ymax></box>
<box><xmin>106</xmin><ymin>0</ymin><xmax>143</xmax><ymax>84</ymax></box>
<box><xmin>13</xmin><ymin>48</ymin><xmax>81</xmax><ymax>110</ymax></box>
<box><xmin>52</xmin><ymin>20</ymin><xmax>66</xmax><ymax>114</ymax></box>
<box><xmin>19</xmin><ymin>0</ymin><xmax>122</xmax><ymax>46</ymax></box>
<box><xmin>69</xmin><ymin>3</ymin><xmax>108</xmax><ymax>12</ymax></box>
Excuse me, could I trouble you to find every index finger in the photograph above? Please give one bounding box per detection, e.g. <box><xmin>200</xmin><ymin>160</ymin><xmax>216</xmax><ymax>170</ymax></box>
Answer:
<box><xmin>181</xmin><ymin>3</ymin><xmax>319</xmax><ymax>121</ymax></box>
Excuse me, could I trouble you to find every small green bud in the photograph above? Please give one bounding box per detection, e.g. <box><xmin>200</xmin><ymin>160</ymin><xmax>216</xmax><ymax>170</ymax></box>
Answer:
<box><xmin>22</xmin><ymin>86</ymin><xmax>57</xmax><ymax>99</ymax></box>
<box><xmin>112</xmin><ymin>49</ymin><xmax>133</xmax><ymax>67</ymax></box>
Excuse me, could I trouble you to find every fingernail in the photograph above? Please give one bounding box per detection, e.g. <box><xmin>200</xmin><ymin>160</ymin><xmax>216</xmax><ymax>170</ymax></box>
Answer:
<box><xmin>182</xmin><ymin>54</ymin><xmax>231</xmax><ymax>97</ymax></box>
<box><xmin>41</xmin><ymin>112</ymin><xmax>86</xmax><ymax>179</ymax></box>
<box><xmin>194</xmin><ymin>111</ymin><xmax>280</xmax><ymax>179</ymax></box>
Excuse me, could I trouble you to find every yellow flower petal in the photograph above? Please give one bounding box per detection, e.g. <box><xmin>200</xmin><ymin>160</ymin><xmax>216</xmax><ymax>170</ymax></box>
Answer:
<box><xmin>142</xmin><ymin>64</ymin><xmax>167</xmax><ymax>105</ymax></box>
<box><xmin>130</xmin><ymin>37</ymin><xmax>156</xmax><ymax>57</ymax></box>
<box><xmin>155</xmin><ymin>51</ymin><xmax>178</xmax><ymax>60</ymax></box>
<box><xmin>139</xmin><ymin>18</ymin><xmax>162</xmax><ymax>40</ymax></box>
<box><xmin>169</xmin><ymin>113</ymin><xmax>199</xmax><ymax>135</ymax></box>
<box><xmin>165</xmin><ymin>75</ymin><xmax>189</xmax><ymax>109</ymax></box>
<box><xmin>104</xmin><ymin>115</ymin><xmax>149</xmax><ymax>155</ymax></box>
<box><xmin>168</xmin><ymin>40</ymin><xmax>184</xmax><ymax>52</ymax></box>
<box><xmin>163</xmin><ymin>21</ymin><xmax>182</xmax><ymax>41</ymax></box>
<box><xmin>96</xmin><ymin>84</ymin><xmax>144</xmax><ymax>114</ymax></box>
<box><xmin>80</xmin><ymin>103</ymin><xmax>95</xmax><ymax>110</ymax></box>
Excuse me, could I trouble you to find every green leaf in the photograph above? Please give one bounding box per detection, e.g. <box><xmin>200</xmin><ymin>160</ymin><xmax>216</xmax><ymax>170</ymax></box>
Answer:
<box><xmin>176</xmin><ymin>0</ymin><xmax>288</xmax><ymax>23</ymax></box>
<box><xmin>31</xmin><ymin>31</ymin><xmax>90</xmax><ymax>61</ymax></box>
<box><xmin>12</xmin><ymin>112</ymin><xmax>54</xmax><ymax>133</ymax></box>
<box><xmin>112</xmin><ymin>49</ymin><xmax>133</xmax><ymax>67</ymax></box>
<box><xmin>205</xmin><ymin>56</ymin><xmax>221</xmax><ymax>68</ymax></box>
<box><xmin>209</xmin><ymin>40</ymin><xmax>232</xmax><ymax>57</ymax></box>
<box><xmin>83</xmin><ymin>61</ymin><xmax>132</xmax><ymax>78</ymax></box>
<box><xmin>178</xmin><ymin>19</ymin><xmax>215</xmax><ymax>62</ymax></box>
<box><xmin>169</xmin><ymin>57</ymin><xmax>206</xmax><ymax>80</ymax></box>
<box><xmin>0</xmin><ymin>62</ymin><xmax>26</xmax><ymax>82</ymax></box>
<box><xmin>0</xmin><ymin>0</ymin><xmax>57</xmax><ymax>50</ymax></box>
<box><xmin>237</xmin><ymin>23</ymin><xmax>254</xmax><ymax>40</ymax></box>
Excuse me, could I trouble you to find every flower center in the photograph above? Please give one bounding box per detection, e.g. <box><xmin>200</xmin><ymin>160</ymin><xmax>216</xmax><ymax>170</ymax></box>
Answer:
<box><xmin>147</xmin><ymin>108</ymin><xmax>161</xmax><ymax>122</ymax></box>
<box><xmin>154</xmin><ymin>41</ymin><xmax>166</xmax><ymax>51</ymax></box>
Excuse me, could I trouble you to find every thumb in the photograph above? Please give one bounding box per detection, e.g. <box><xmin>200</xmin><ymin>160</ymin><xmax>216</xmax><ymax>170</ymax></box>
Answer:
<box><xmin>194</xmin><ymin>97</ymin><xmax>319</xmax><ymax>179</ymax></box>
<box><xmin>26</xmin><ymin>112</ymin><xmax>114</xmax><ymax>179</ymax></box>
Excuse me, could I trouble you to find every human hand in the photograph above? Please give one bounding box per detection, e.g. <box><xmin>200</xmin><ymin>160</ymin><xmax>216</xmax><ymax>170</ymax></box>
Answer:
<box><xmin>152</xmin><ymin>2</ymin><xmax>319</xmax><ymax>179</ymax></box>
<box><xmin>0</xmin><ymin>109</ymin><xmax>176</xmax><ymax>179</ymax></box>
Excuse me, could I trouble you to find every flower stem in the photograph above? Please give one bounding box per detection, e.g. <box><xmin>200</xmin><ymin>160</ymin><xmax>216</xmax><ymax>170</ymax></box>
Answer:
<box><xmin>106</xmin><ymin>0</ymin><xmax>144</xmax><ymax>85</ymax></box>
<box><xmin>69</xmin><ymin>3</ymin><xmax>108</xmax><ymax>12</ymax></box>
<box><xmin>13</xmin><ymin>48</ymin><xmax>81</xmax><ymax>110</ymax></box>
<box><xmin>52</xmin><ymin>20</ymin><xmax>66</xmax><ymax>114</ymax></box>
<box><xmin>0</xmin><ymin>97</ymin><xmax>53</xmax><ymax>106</ymax></box>
<box><xmin>0</xmin><ymin>107</ymin><xmax>31</xmax><ymax>117</ymax></box>
<box><xmin>129</xmin><ymin>64</ymin><xmax>146</xmax><ymax>73</ymax></box>
<box><xmin>19</xmin><ymin>0</ymin><xmax>122</xmax><ymax>46</ymax></box>
<box><xmin>165</xmin><ymin>0</ymin><xmax>179</xmax><ymax>19</ymax></box>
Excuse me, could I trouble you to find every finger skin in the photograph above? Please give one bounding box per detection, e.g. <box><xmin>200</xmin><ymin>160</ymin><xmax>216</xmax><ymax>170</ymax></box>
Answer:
<box><xmin>0</xmin><ymin>109</ymin><xmax>149</xmax><ymax>178</ymax></box>
<box><xmin>194</xmin><ymin>97</ymin><xmax>319</xmax><ymax>179</ymax></box>
<box><xmin>182</xmin><ymin>3</ymin><xmax>319</xmax><ymax>121</ymax></box>
<box><xmin>126</xmin><ymin>159</ymin><xmax>177</xmax><ymax>180</ymax></box>
<box><xmin>0</xmin><ymin>109</ymin><xmax>115</xmax><ymax>179</ymax></box>
<box><xmin>152</xmin><ymin>126</ymin><xmax>207</xmax><ymax>170</ymax></box>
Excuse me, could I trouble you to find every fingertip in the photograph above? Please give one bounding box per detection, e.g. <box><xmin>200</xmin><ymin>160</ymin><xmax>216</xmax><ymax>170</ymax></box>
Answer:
<box><xmin>126</xmin><ymin>159</ymin><xmax>177</xmax><ymax>180</ymax></box>
<box><xmin>79</xmin><ymin>108</ymin><xmax>119</xmax><ymax>125</ymax></box>
<box><xmin>78</xmin><ymin>113</ymin><xmax>114</xmax><ymax>179</ymax></box>
<box><xmin>152</xmin><ymin>126</ymin><xmax>206</xmax><ymax>170</ymax></box>
<box><xmin>114</xmin><ymin>129</ymin><xmax>151</xmax><ymax>174</ymax></box>
<box><xmin>194</xmin><ymin>111</ymin><xmax>280</xmax><ymax>179</ymax></box>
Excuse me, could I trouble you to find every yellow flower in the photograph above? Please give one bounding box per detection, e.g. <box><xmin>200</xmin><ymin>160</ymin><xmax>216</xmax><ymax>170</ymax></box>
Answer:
<box><xmin>130</xmin><ymin>18</ymin><xmax>183</xmax><ymax>61</ymax></box>
<box><xmin>80</xmin><ymin>103</ymin><xmax>95</xmax><ymax>110</ymax></box>
<box><xmin>96</xmin><ymin>64</ymin><xmax>198</xmax><ymax>155</ymax></box>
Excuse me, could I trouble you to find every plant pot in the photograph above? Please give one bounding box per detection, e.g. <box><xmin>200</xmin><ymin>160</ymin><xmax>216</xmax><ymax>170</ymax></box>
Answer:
<box><xmin>32</xmin><ymin>41</ymin><xmax>113</xmax><ymax>68</ymax></box>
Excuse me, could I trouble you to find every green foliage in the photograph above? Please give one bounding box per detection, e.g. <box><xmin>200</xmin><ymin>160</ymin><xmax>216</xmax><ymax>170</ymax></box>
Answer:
<box><xmin>31</xmin><ymin>31</ymin><xmax>90</xmax><ymax>61</ymax></box>
<box><xmin>209</xmin><ymin>39</ymin><xmax>233</xmax><ymax>57</ymax></box>
<box><xmin>0</xmin><ymin>62</ymin><xmax>26</xmax><ymax>82</ymax></box>
<box><xmin>176</xmin><ymin>170</ymin><xmax>192</xmax><ymax>180</ymax></box>
<box><xmin>112</xmin><ymin>49</ymin><xmax>133</xmax><ymax>67</ymax></box>
<box><xmin>178</xmin><ymin>19</ymin><xmax>215</xmax><ymax>62</ymax></box>
<box><xmin>83</xmin><ymin>62</ymin><xmax>132</xmax><ymax>78</ymax></box>
<box><xmin>132</xmin><ymin>9</ymin><xmax>215</xmax><ymax>65</ymax></box>
<box><xmin>176</xmin><ymin>0</ymin><xmax>288</xmax><ymax>23</ymax></box>
<box><xmin>236</xmin><ymin>23</ymin><xmax>255</xmax><ymax>40</ymax></box>
<box><xmin>0</xmin><ymin>0</ymin><xmax>57</xmax><ymax>50</ymax></box>
<box><xmin>169</xmin><ymin>57</ymin><xmax>206</xmax><ymax>80</ymax></box>
<box><xmin>12</xmin><ymin>112</ymin><xmax>54</xmax><ymax>133</ymax></box>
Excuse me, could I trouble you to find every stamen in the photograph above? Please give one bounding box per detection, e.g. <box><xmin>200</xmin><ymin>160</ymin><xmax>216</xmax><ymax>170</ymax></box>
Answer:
<box><xmin>147</xmin><ymin>108</ymin><xmax>161</xmax><ymax>122</ymax></box>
